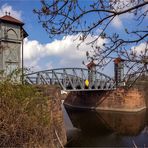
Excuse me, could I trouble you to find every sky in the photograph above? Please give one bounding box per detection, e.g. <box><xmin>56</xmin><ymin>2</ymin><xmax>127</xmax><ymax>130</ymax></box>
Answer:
<box><xmin>0</xmin><ymin>0</ymin><xmax>147</xmax><ymax>77</ymax></box>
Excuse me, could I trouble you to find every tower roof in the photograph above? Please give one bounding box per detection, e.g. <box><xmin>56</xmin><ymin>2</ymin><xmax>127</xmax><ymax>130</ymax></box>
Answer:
<box><xmin>0</xmin><ymin>15</ymin><xmax>24</xmax><ymax>25</ymax></box>
<box><xmin>0</xmin><ymin>14</ymin><xmax>28</xmax><ymax>38</ymax></box>
<box><xmin>86</xmin><ymin>61</ymin><xmax>96</xmax><ymax>69</ymax></box>
<box><xmin>114</xmin><ymin>57</ymin><xmax>124</xmax><ymax>64</ymax></box>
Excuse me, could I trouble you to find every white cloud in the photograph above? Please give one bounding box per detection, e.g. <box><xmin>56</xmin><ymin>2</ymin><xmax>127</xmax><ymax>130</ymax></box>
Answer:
<box><xmin>25</xmin><ymin>60</ymin><xmax>41</xmax><ymax>72</ymax></box>
<box><xmin>24</xmin><ymin>39</ymin><xmax>45</xmax><ymax>60</ymax></box>
<box><xmin>0</xmin><ymin>4</ymin><xmax>22</xmax><ymax>20</ymax></box>
<box><xmin>110</xmin><ymin>0</ymin><xmax>138</xmax><ymax>28</ymax></box>
<box><xmin>24</xmin><ymin>35</ymin><xmax>106</xmax><ymax>71</ymax></box>
<box><xmin>45</xmin><ymin>62</ymin><xmax>53</xmax><ymax>70</ymax></box>
<box><xmin>111</xmin><ymin>16</ymin><xmax>123</xmax><ymax>28</ymax></box>
<box><xmin>110</xmin><ymin>0</ymin><xmax>138</xmax><ymax>11</ymax></box>
<box><xmin>132</xmin><ymin>42</ymin><xmax>147</xmax><ymax>55</ymax></box>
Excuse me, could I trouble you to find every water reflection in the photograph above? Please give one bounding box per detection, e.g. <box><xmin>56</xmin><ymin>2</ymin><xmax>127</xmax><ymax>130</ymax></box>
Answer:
<box><xmin>64</xmin><ymin>105</ymin><xmax>148</xmax><ymax>147</ymax></box>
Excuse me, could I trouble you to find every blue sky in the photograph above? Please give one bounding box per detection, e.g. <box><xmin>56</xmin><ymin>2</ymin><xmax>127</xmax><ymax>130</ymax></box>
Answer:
<box><xmin>0</xmin><ymin>0</ymin><xmax>147</xmax><ymax>76</ymax></box>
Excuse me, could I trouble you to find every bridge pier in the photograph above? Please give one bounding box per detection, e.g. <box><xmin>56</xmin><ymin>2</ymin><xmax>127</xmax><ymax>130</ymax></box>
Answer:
<box><xmin>64</xmin><ymin>87</ymin><xmax>146</xmax><ymax>112</ymax></box>
<box><xmin>36</xmin><ymin>85</ymin><xmax>67</xmax><ymax>147</ymax></box>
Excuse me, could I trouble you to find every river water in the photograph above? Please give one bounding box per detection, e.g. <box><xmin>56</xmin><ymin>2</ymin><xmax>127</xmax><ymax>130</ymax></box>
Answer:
<box><xmin>62</xmin><ymin>104</ymin><xmax>148</xmax><ymax>147</ymax></box>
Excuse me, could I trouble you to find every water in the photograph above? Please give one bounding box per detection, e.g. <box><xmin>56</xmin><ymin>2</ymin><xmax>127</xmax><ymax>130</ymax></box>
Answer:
<box><xmin>62</xmin><ymin>104</ymin><xmax>148</xmax><ymax>147</ymax></box>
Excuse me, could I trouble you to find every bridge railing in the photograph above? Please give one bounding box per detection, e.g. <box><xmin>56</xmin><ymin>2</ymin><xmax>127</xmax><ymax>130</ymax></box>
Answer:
<box><xmin>24</xmin><ymin>68</ymin><xmax>116</xmax><ymax>91</ymax></box>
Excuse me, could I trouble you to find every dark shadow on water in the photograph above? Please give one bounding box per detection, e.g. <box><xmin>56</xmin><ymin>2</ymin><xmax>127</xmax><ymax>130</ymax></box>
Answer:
<box><xmin>64</xmin><ymin>105</ymin><xmax>148</xmax><ymax>147</ymax></box>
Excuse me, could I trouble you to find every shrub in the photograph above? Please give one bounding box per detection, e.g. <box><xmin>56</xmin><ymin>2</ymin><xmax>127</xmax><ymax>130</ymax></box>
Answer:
<box><xmin>0</xmin><ymin>82</ymin><xmax>52</xmax><ymax>147</ymax></box>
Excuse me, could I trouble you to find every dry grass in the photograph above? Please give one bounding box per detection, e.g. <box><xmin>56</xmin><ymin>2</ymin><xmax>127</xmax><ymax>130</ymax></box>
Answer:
<box><xmin>0</xmin><ymin>82</ymin><xmax>52</xmax><ymax>147</ymax></box>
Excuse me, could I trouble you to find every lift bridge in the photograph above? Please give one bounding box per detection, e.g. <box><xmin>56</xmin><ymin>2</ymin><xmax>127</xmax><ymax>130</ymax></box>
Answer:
<box><xmin>24</xmin><ymin>68</ymin><xmax>116</xmax><ymax>91</ymax></box>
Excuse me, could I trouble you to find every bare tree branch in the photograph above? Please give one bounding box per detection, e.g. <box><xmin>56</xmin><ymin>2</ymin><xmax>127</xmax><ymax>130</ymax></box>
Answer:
<box><xmin>34</xmin><ymin>0</ymin><xmax>148</xmax><ymax>83</ymax></box>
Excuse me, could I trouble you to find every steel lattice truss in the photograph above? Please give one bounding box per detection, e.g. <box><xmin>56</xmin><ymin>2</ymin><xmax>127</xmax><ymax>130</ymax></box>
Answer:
<box><xmin>24</xmin><ymin>68</ymin><xmax>116</xmax><ymax>91</ymax></box>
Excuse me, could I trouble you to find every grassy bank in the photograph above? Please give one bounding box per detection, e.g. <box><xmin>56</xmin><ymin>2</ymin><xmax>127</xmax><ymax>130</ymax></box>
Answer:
<box><xmin>0</xmin><ymin>82</ymin><xmax>52</xmax><ymax>147</ymax></box>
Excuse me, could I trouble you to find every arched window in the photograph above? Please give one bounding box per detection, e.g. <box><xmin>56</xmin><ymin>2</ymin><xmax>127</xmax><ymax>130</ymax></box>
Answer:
<box><xmin>7</xmin><ymin>28</ymin><xmax>18</xmax><ymax>40</ymax></box>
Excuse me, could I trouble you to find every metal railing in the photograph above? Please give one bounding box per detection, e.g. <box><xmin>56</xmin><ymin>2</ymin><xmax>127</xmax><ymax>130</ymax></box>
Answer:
<box><xmin>24</xmin><ymin>68</ymin><xmax>116</xmax><ymax>91</ymax></box>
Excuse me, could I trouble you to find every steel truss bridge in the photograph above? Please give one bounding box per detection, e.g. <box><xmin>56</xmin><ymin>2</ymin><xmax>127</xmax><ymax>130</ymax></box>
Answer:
<box><xmin>24</xmin><ymin>68</ymin><xmax>116</xmax><ymax>91</ymax></box>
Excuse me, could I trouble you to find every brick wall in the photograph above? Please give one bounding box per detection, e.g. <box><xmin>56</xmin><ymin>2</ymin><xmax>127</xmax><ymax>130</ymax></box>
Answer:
<box><xmin>64</xmin><ymin>87</ymin><xmax>146</xmax><ymax>112</ymax></box>
<box><xmin>97</xmin><ymin>110</ymin><xmax>146</xmax><ymax>135</ymax></box>
<box><xmin>96</xmin><ymin>87</ymin><xmax>146</xmax><ymax>112</ymax></box>
<box><xmin>36</xmin><ymin>85</ymin><xmax>67</xmax><ymax>147</ymax></box>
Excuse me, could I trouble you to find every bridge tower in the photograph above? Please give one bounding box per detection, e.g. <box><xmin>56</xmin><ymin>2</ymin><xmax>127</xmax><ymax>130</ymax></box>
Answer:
<box><xmin>0</xmin><ymin>12</ymin><xmax>28</xmax><ymax>77</ymax></box>
<box><xmin>86</xmin><ymin>61</ymin><xmax>96</xmax><ymax>86</ymax></box>
<box><xmin>114</xmin><ymin>57</ymin><xmax>124</xmax><ymax>86</ymax></box>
